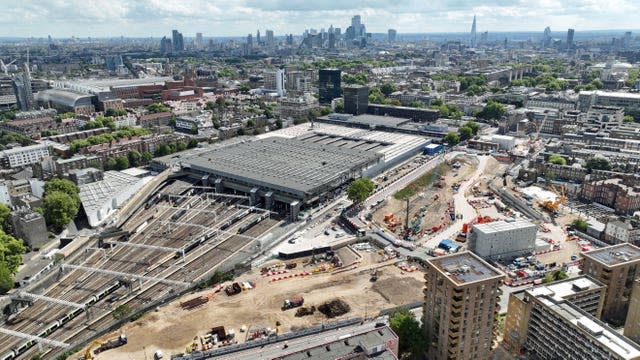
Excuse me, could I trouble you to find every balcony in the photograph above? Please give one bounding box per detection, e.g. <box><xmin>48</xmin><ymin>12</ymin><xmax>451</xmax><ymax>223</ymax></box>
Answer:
<box><xmin>450</xmin><ymin>311</ymin><xmax>462</xmax><ymax>319</ymax></box>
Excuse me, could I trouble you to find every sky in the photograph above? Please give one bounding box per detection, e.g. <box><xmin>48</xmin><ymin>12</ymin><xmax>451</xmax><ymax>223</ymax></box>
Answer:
<box><xmin>0</xmin><ymin>0</ymin><xmax>638</xmax><ymax>38</ymax></box>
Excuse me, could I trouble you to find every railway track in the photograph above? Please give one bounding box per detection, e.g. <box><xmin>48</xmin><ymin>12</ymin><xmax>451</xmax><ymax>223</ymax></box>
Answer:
<box><xmin>1</xmin><ymin>188</ymin><xmax>280</xmax><ymax>359</ymax></box>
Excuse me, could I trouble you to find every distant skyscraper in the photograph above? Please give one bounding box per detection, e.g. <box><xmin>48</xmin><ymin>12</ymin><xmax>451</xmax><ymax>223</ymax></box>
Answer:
<box><xmin>543</xmin><ymin>26</ymin><xmax>552</xmax><ymax>47</ymax></box>
<box><xmin>625</xmin><ymin>31</ymin><xmax>632</xmax><ymax>48</ymax></box>
<box><xmin>480</xmin><ymin>31</ymin><xmax>488</xmax><ymax>45</ymax></box>
<box><xmin>247</xmin><ymin>33</ymin><xmax>253</xmax><ymax>48</ymax></box>
<box><xmin>172</xmin><ymin>30</ymin><xmax>184</xmax><ymax>52</ymax></box>
<box><xmin>328</xmin><ymin>32</ymin><xmax>336</xmax><ymax>49</ymax></box>
<box><xmin>256</xmin><ymin>30</ymin><xmax>261</xmax><ymax>45</ymax></box>
<box><xmin>160</xmin><ymin>36</ymin><xmax>172</xmax><ymax>54</ymax></box>
<box><xmin>388</xmin><ymin>29</ymin><xmax>397</xmax><ymax>43</ymax></box>
<box><xmin>566</xmin><ymin>28</ymin><xmax>575</xmax><ymax>50</ymax></box>
<box><xmin>103</xmin><ymin>55</ymin><xmax>123</xmax><ymax>72</ymax></box>
<box><xmin>318</xmin><ymin>69</ymin><xmax>341</xmax><ymax>104</ymax></box>
<box><xmin>195</xmin><ymin>32</ymin><xmax>203</xmax><ymax>50</ymax></box>
<box><xmin>470</xmin><ymin>15</ymin><xmax>477</xmax><ymax>47</ymax></box>
<box><xmin>266</xmin><ymin>30</ymin><xmax>274</xmax><ymax>46</ymax></box>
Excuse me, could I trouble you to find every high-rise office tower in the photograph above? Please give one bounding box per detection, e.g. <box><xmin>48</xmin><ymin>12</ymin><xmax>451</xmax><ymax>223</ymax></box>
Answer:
<box><xmin>625</xmin><ymin>31</ymin><xmax>633</xmax><ymax>48</ymax></box>
<box><xmin>543</xmin><ymin>26</ymin><xmax>552</xmax><ymax>47</ymax></box>
<box><xmin>318</xmin><ymin>69</ymin><xmax>341</xmax><ymax>104</ymax></box>
<box><xmin>343</xmin><ymin>85</ymin><xmax>368</xmax><ymax>115</ymax></box>
<box><xmin>257</xmin><ymin>30</ymin><xmax>261</xmax><ymax>45</ymax></box>
<box><xmin>581</xmin><ymin>243</ymin><xmax>640</xmax><ymax>325</ymax></box>
<box><xmin>470</xmin><ymin>15</ymin><xmax>477</xmax><ymax>48</ymax></box>
<box><xmin>480</xmin><ymin>31</ymin><xmax>488</xmax><ymax>45</ymax></box>
<box><xmin>328</xmin><ymin>32</ymin><xmax>336</xmax><ymax>49</ymax></box>
<box><xmin>103</xmin><ymin>55</ymin><xmax>123</xmax><ymax>72</ymax></box>
<box><xmin>195</xmin><ymin>32</ymin><xmax>203</xmax><ymax>50</ymax></box>
<box><xmin>266</xmin><ymin>30</ymin><xmax>274</xmax><ymax>47</ymax></box>
<box><xmin>172</xmin><ymin>30</ymin><xmax>184</xmax><ymax>52</ymax></box>
<box><xmin>566</xmin><ymin>28</ymin><xmax>575</xmax><ymax>50</ymax></box>
<box><xmin>247</xmin><ymin>33</ymin><xmax>253</xmax><ymax>48</ymax></box>
<box><xmin>160</xmin><ymin>36</ymin><xmax>172</xmax><ymax>54</ymax></box>
<box><xmin>423</xmin><ymin>252</ymin><xmax>504</xmax><ymax>360</ymax></box>
<box><xmin>388</xmin><ymin>29</ymin><xmax>397</xmax><ymax>43</ymax></box>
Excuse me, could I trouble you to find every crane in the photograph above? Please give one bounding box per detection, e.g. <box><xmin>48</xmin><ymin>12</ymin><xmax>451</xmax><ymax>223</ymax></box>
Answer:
<box><xmin>1</xmin><ymin>59</ymin><xmax>16</xmax><ymax>76</ymax></box>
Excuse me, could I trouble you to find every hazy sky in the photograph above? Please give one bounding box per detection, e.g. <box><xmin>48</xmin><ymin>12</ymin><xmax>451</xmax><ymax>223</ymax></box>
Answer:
<box><xmin>0</xmin><ymin>0</ymin><xmax>638</xmax><ymax>38</ymax></box>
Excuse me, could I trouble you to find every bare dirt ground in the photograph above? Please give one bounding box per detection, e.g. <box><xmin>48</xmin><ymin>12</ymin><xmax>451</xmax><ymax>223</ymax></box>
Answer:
<box><xmin>372</xmin><ymin>156</ymin><xmax>478</xmax><ymax>238</ymax></box>
<box><xmin>81</xmin><ymin>250</ymin><xmax>425</xmax><ymax>360</ymax></box>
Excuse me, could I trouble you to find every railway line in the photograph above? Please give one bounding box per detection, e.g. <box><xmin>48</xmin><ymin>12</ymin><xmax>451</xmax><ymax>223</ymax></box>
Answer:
<box><xmin>0</xmin><ymin>185</ymin><xmax>281</xmax><ymax>359</ymax></box>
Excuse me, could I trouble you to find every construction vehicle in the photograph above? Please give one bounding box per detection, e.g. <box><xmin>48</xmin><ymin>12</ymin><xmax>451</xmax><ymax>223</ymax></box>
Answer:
<box><xmin>84</xmin><ymin>340</ymin><xmax>102</xmax><ymax>360</ymax></box>
<box><xmin>94</xmin><ymin>334</ymin><xmax>127</xmax><ymax>354</ymax></box>
<box><xmin>540</xmin><ymin>184</ymin><xmax>566</xmax><ymax>214</ymax></box>
<box><xmin>282</xmin><ymin>296</ymin><xmax>304</xmax><ymax>310</ymax></box>
<box><xmin>224</xmin><ymin>282</ymin><xmax>242</xmax><ymax>296</ymax></box>
<box><xmin>370</xmin><ymin>270</ymin><xmax>378</xmax><ymax>282</ymax></box>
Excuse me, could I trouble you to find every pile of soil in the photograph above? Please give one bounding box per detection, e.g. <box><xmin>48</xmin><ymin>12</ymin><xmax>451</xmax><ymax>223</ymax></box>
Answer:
<box><xmin>318</xmin><ymin>299</ymin><xmax>351</xmax><ymax>318</ymax></box>
<box><xmin>295</xmin><ymin>306</ymin><xmax>316</xmax><ymax>317</ymax></box>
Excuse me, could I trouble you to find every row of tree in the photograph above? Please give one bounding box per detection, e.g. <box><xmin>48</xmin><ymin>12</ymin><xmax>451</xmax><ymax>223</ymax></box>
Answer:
<box><xmin>0</xmin><ymin>203</ymin><xmax>25</xmax><ymax>294</ymax></box>
<box><xmin>443</xmin><ymin>121</ymin><xmax>481</xmax><ymax>146</ymax></box>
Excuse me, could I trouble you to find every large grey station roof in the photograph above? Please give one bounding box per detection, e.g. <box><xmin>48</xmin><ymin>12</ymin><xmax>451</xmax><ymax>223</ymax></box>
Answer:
<box><xmin>187</xmin><ymin>137</ymin><xmax>382</xmax><ymax>198</ymax></box>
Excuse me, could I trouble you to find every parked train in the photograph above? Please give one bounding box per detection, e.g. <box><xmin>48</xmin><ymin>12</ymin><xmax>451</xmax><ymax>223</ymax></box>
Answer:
<box><xmin>1</xmin><ymin>280</ymin><xmax>122</xmax><ymax>360</ymax></box>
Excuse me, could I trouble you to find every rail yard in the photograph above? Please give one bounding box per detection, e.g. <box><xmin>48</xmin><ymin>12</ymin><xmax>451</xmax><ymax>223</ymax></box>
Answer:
<box><xmin>0</xmin><ymin>179</ymin><xmax>281</xmax><ymax>359</ymax></box>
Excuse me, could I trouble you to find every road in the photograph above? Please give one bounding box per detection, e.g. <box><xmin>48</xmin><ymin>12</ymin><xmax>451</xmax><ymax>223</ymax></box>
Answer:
<box><xmin>420</xmin><ymin>155</ymin><xmax>490</xmax><ymax>248</ymax></box>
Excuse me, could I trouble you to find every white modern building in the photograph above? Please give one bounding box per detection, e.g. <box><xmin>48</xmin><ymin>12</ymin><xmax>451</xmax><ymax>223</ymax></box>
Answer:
<box><xmin>468</xmin><ymin>218</ymin><xmax>538</xmax><ymax>259</ymax></box>
<box><xmin>491</xmin><ymin>134</ymin><xmax>516</xmax><ymax>150</ymax></box>
<box><xmin>0</xmin><ymin>144</ymin><xmax>50</xmax><ymax>168</ymax></box>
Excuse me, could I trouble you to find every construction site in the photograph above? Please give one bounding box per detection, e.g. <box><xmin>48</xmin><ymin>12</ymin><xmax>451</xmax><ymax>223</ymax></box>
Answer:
<box><xmin>70</xmin><ymin>247</ymin><xmax>425</xmax><ymax>360</ymax></box>
<box><xmin>0</xmin><ymin>178</ymin><xmax>281</xmax><ymax>360</ymax></box>
<box><xmin>371</xmin><ymin>155</ymin><xmax>479</xmax><ymax>242</ymax></box>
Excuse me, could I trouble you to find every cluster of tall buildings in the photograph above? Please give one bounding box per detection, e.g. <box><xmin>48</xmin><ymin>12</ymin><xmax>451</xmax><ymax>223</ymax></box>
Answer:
<box><xmin>160</xmin><ymin>29</ymin><xmax>185</xmax><ymax>54</ymax></box>
<box><xmin>423</xmin><ymin>243</ymin><xmax>640</xmax><ymax>360</ymax></box>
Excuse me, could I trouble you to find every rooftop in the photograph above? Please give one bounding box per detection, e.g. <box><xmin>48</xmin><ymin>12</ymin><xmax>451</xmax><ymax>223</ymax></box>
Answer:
<box><xmin>276</xmin><ymin>326</ymin><xmax>398</xmax><ymax>360</ymax></box>
<box><xmin>582</xmin><ymin>243</ymin><xmax>640</xmax><ymax>267</ymax></box>
<box><xmin>78</xmin><ymin>171</ymin><xmax>144</xmax><ymax>213</ymax></box>
<box><xmin>472</xmin><ymin>218</ymin><xmax>537</xmax><ymax>234</ymax></box>
<box><xmin>186</xmin><ymin>137</ymin><xmax>381</xmax><ymax>198</ymax></box>
<box><xmin>428</xmin><ymin>251</ymin><xmax>504</xmax><ymax>286</ymax></box>
<box><xmin>527</xmin><ymin>276</ymin><xmax>604</xmax><ymax>303</ymax></box>
<box><xmin>537</xmin><ymin>296</ymin><xmax>640</xmax><ymax>359</ymax></box>
<box><xmin>319</xmin><ymin>113</ymin><xmax>411</xmax><ymax>128</ymax></box>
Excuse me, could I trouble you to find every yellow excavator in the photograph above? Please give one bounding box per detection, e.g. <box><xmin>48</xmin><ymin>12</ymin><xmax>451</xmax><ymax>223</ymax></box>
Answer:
<box><xmin>84</xmin><ymin>340</ymin><xmax>103</xmax><ymax>360</ymax></box>
<box><xmin>540</xmin><ymin>184</ymin><xmax>567</xmax><ymax>214</ymax></box>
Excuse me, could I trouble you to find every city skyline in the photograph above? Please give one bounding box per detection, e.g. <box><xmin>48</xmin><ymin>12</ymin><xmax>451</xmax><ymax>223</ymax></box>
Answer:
<box><xmin>0</xmin><ymin>0</ymin><xmax>639</xmax><ymax>38</ymax></box>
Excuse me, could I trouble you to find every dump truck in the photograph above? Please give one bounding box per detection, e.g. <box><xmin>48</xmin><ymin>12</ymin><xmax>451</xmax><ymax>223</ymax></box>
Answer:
<box><xmin>94</xmin><ymin>334</ymin><xmax>127</xmax><ymax>354</ymax></box>
<box><xmin>282</xmin><ymin>296</ymin><xmax>304</xmax><ymax>310</ymax></box>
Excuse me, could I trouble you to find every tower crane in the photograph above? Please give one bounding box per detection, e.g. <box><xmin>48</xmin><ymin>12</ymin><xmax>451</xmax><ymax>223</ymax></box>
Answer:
<box><xmin>1</xmin><ymin>59</ymin><xmax>16</xmax><ymax>76</ymax></box>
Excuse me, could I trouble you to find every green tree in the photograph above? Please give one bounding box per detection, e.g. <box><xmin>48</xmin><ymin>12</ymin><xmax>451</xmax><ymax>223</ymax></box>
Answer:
<box><xmin>141</xmin><ymin>151</ymin><xmax>153</xmax><ymax>164</ymax></box>
<box><xmin>44</xmin><ymin>192</ymin><xmax>79</xmax><ymax>232</ymax></box>
<box><xmin>380</xmin><ymin>83</ymin><xmax>397</xmax><ymax>97</ymax></box>
<box><xmin>464</xmin><ymin>121</ymin><xmax>480</xmax><ymax>135</ymax></box>
<box><xmin>115</xmin><ymin>156</ymin><xmax>129</xmax><ymax>170</ymax></box>
<box><xmin>408</xmin><ymin>101</ymin><xmax>423</xmax><ymax>108</ymax></box>
<box><xmin>624</xmin><ymin>115</ymin><xmax>635</xmax><ymax>123</ymax></box>
<box><xmin>128</xmin><ymin>150</ymin><xmax>142</xmax><ymax>167</ymax></box>
<box><xmin>389</xmin><ymin>308</ymin><xmax>426</xmax><ymax>359</ymax></box>
<box><xmin>0</xmin><ymin>203</ymin><xmax>10</xmax><ymax>232</ymax></box>
<box><xmin>204</xmin><ymin>101</ymin><xmax>216</xmax><ymax>111</ymax></box>
<box><xmin>572</xmin><ymin>218</ymin><xmax>588</xmax><ymax>232</ymax></box>
<box><xmin>0</xmin><ymin>230</ymin><xmax>25</xmax><ymax>273</ymax></box>
<box><xmin>458</xmin><ymin>126</ymin><xmax>473</xmax><ymax>141</ymax></box>
<box><xmin>188</xmin><ymin>138</ymin><xmax>199</xmax><ymax>148</ymax></box>
<box><xmin>320</xmin><ymin>106</ymin><xmax>332</xmax><ymax>116</ymax></box>
<box><xmin>239</xmin><ymin>84</ymin><xmax>251</xmax><ymax>94</ymax></box>
<box><xmin>335</xmin><ymin>103</ymin><xmax>345</xmax><ymax>113</ymax></box>
<box><xmin>237</xmin><ymin>127</ymin><xmax>246</xmax><ymax>136</ymax></box>
<box><xmin>45</xmin><ymin>179</ymin><xmax>80</xmax><ymax>209</ymax></box>
<box><xmin>147</xmin><ymin>103</ymin><xmax>170</xmax><ymax>114</ymax></box>
<box><xmin>548</xmin><ymin>154</ymin><xmax>567</xmax><ymax>165</ymax></box>
<box><xmin>112</xmin><ymin>304</ymin><xmax>132</xmax><ymax>320</ymax></box>
<box><xmin>275</xmin><ymin>119</ymin><xmax>283</xmax><ymax>129</ymax></box>
<box><xmin>444</xmin><ymin>132</ymin><xmax>460</xmax><ymax>146</ymax></box>
<box><xmin>0</xmin><ymin>262</ymin><xmax>14</xmax><ymax>294</ymax></box>
<box><xmin>585</xmin><ymin>157</ymin><xmax>612</xmax><ymax>171</ymax></box>
<box><xmin>347</xmin><ymin>178</ymin><xmax>375</xmax><ymax>204</ymax></box>
<box><xmin>104</xmin><ymin>157</ymin><xmax>117</xmax><ymax>170</ymax></box>
<box><xmin>478</xmin><ymin>100</ymin><xmax>505</xmax><ymax>120</ymax></box>
<box><xmin>176</xmin><ymin>140</ymin><xmax>187</xmax><ymax>152</ymax></box>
